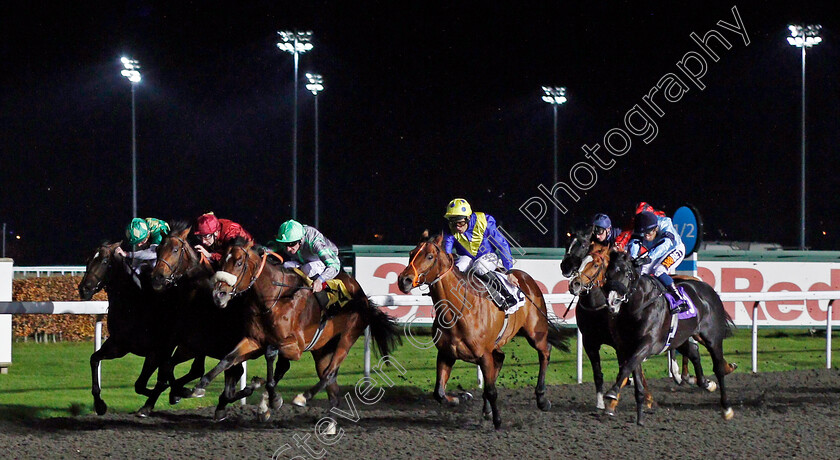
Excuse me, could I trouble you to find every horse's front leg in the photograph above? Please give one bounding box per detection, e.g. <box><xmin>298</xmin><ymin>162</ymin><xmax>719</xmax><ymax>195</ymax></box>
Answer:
<box><xmin>583</xmin><ymin>339</ymin><xmax>606</xmax><ymax>410</ymax></box>
<box><xmin>480</xmin><ymin>350</ymin><xmax>505</xmax><ymax>429</ymax></box>
<box><xmin>632</xmin><ymin>366</ymin><xmax>647</xmax><ymax>426</ymax></box>
<box><xmin>190</xmin><ymin>338</ymin><xmax>262</xmax><ymax>398</ymax></box>
<box><xmin>90</xmin><ymin>338</ymin><xmax>128</xmax><ymax>415</ymax></box>
<box><xmin>433</xmin><ymin>351</ymin><xmax>460</xmax><ymax>406</ymax></box>
<box><xmin>604</xmin><ymin>342</ymin><xmax>652</xmax><ymax>416</ymax></box>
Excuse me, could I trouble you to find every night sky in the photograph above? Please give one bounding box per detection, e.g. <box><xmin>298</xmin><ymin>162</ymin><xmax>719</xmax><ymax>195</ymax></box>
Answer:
<box><xmin>1</xmin><ymin>1</ymin><xmax>838</xmax><ymax>265</ymax></box>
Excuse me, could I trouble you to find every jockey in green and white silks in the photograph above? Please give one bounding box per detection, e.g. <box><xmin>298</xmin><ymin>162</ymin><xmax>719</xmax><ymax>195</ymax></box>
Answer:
<box><xmin>116</xmin><ymin>217</ymin><xmax>170</xmax><ymax>283</ymax></box>
<box><xmin>441</xmin><ymin>198</ymin><xmax>520</xmax><ymax>309</ymax></box>
<box><xmin>275</xmin><ymin>220</ymin><xmax>341</xmax><ymax>293</ymax></box>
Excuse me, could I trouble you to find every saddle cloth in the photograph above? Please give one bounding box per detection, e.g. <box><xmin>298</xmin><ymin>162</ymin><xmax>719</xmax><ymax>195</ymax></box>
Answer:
<box><xmin>292</xmin><ymin>268</ymin><xmax>353</xmax><ymax>309</ymax></box>
<box><xmin>664</xmin><ymin>285</ymin><xmax>698</xmax><ymax>320</ymax></box>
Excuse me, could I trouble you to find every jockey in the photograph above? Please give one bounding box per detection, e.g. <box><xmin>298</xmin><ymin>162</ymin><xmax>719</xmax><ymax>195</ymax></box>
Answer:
<box><xmin>193</xmin><ymin>212</ymin><xmax>253</xmax><ymax>268</ymax></box>
<box><xmin>591</xmin><ymin>213</ymin><xmax>621</xmax><ymax>246</ymax></box>
<box><xmin>627</xmin><ymin>211</ymin><xmax>689</xmax><ymax>313</ymax></box>
<box><xmin>615</xmin><ymin>202</ymin><xmax>666</xmax><ymax>251</ymax></box>
<box><xmin>442</xmin><ymin>198</ymin><xmax>519</xmax><ymax>309</ymax></box>
<box><xmin>275</xmin><ymin>219</ymin><xmax>341</xmax><ymax>305</ymax></box>
<box><xmin>115</xmin><ymin>217</ymin><xmax>170</xmax><ymax>279</ymax></box>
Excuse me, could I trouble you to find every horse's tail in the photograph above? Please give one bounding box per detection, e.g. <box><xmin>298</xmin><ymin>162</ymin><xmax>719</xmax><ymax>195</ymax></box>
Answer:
<box><xmin>546</xmin><ymin>323</ymin><xmax>576</xmax><ymax>352</ymax></box>
<box><xmin>364</xmin><ymin>298</ymin><xmax>402</xmax><ymax>357</ymax></box>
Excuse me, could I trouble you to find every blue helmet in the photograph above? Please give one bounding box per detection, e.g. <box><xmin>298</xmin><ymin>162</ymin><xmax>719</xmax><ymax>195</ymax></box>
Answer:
<box><xmin>635</xmin><ymin>211</ymin><xmax>659</xmax><ymax>234</ymax></box>
<box><xmin>592</xmin><ymin>213</ymin><xmax>611</xmax><ymax>230</ymax></box>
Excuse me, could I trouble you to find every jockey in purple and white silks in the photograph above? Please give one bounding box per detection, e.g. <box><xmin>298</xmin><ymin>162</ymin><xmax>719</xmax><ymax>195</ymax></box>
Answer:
<box><xmin>626</xmin><ymin>211</ymin><xmax>689</xmax><ymax>313</ymax></box>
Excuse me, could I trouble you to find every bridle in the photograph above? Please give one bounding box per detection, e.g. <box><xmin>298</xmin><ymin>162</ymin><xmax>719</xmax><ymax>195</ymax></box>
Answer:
<box><xmin>82</xmin><ymin>248</ymin><xmax>112</xmax><ymax>294</ymax></box>
<box><xmin>406</xmin><ymin>241</ymin><xmax>454</xmax><ymax>288</ymax></box>
<box><xmin>573</xmin><ymin>247</ymin><xmax>609</xmax><ymax>294</ymax></box>
<box><xmin>217</xmin><ymin>246</ymin><xmax>270</xmax><ymax>298</ymax></box>
<box><xmin>154</xmin><ymin>236</ymin><xmax>193</xmax><ymax>286</ymax></box>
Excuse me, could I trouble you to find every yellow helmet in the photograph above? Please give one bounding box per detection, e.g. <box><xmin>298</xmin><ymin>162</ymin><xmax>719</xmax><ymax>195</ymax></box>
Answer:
<box><xmin>444</xmin><ymin>198</ymin><xmax>472</xmax><ymax>220</ymax></box>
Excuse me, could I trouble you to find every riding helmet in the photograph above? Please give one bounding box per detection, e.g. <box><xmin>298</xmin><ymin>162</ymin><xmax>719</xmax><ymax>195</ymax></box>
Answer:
<box><xmin>126</xmin><ymin>218</ymin><xmax>149</xmax><ymax>246</ymax></box>
<box><xmin>592</xmin><ymin>213</ymin><xmax>611</xmax><ymax>230</ymax></box>
<box><xmin>634</xmin><ymin>211</ymin><xmax>659</xmax><ymax>235</ymax></box>
<box><xmin>194</xmin><ymin>212</ymin><xmax>221</xmax><ymax>236</ymax></box>
<box><xmin>276</xmin><ymin>219</ymin><xmax>305</xmax><ymax>243</ymax></box>
<box><xmin>444</xmin><ymin>198</ymin><xmax>472</xmax><ymax>221</ymax></box>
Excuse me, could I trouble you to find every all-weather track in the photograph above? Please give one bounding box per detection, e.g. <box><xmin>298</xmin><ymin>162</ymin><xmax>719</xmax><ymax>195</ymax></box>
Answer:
<box><xmin>2</xmin><ymin>369</ymin><xmax>839</xmax><ymax>459</ymax></box>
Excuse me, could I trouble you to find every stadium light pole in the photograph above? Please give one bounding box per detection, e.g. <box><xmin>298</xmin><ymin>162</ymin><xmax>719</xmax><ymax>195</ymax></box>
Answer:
<box><xmin>306</xmin><ymin>73</ymin><xmax>324</xmax><ymax>228</ymax></box>
<box><xmin>787</xmin><ymin>24</ymin><xmax>821</xmax><ymax>250</ymax></box>
<box><xmin>542</xmin><ymin>86</ymin><xmax>567</xmax><ymax>248</ymax></box>
<box><xmin>277</xmin><ymin>30</ymin><xmax>314</xmax><ymax>220</ymax></box>
<box><xmin>120</xmin><ymin>57</ymin><xmax>141</xmax><ymax>218</ymax></box>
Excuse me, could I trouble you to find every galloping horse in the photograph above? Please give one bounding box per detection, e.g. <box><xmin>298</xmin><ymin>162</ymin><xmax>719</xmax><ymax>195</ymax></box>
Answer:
<box><xmin>561</xmin><ymin>233</ymin><xmax>655</xmax><ymax>411</ymax></box>
<box><xmin>188</xmin><ymin>238</ymin><xmax>400</xmax><ymax>422</ymax></box>
<box><xmin>78</xmin><ymin>242</ymin><xmax>177</xmax><ymax>416</ymax></box>
<box><xmin>397</xmin><ymin>232</ymin><xmax>574</xmax><ymax>429</ymax></box>
<box><xmin>150</xmin><ymin>223</ymin><xmax>267</xmax><ymax>421</ymax></box>
<box><xmin>602</xmin><ymin>250</ymin><xmax>738</xmax><ymax>424</ymax></box>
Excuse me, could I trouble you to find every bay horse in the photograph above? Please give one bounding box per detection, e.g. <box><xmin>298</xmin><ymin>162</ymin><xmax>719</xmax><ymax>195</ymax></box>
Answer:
<box><xmin>78</xmin><ymin>242</ymin><xmax>182</xmax><ymax>417</ymax></box>
<box><xmin>188</xmin><ymin>237</ymin><xmax>400</xmax><ymax>423</ymax></box>
<box><xmin>561</xmin><ymin>233</ymin><xmax>655</xmax><ymax>411</ymax></box>
<box><xmin>601</xmin><ymin>250</ymin><xmax>738</xmax><ymax>424</ymax></box>
<box><xmin>397</xmin><ymin>232</ymin><xmax>574</xmax><ymax>429</ymax></box>
<box><xmin>149</xmin><ymin>223</ymin><xmax>268</xmax><ymax>421</ymax></box>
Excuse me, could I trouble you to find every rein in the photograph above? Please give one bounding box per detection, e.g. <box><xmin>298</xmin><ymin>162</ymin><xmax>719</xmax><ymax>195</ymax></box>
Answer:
<box><xmin>155</xmin><ymin>236</ymin><xmax>191</xmax><ymax>286</ymax></box>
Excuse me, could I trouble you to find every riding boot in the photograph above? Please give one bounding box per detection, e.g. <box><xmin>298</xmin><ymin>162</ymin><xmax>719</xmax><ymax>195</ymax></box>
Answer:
<box><xmin>475</xmin><ymin>272</ymin><xmax>511</xmax><ymax>309</ymax></box>
<box><xmin>666</xmin><ymin>284</ymin><xmax>690</xmax><ymax>314</ymax></box>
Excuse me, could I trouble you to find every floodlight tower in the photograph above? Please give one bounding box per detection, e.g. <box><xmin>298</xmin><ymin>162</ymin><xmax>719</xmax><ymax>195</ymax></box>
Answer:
<box><xmin>306</xmin><ymin>73</ymin><xmax>324</xmax><ymax>228</ymax></box>
<box><xmin>787</xmin><ymin>24</ymin><xmax>822</xmax><ymax>250</ymax></box>
<box><xmin>120</xmin><ymin>57</ymin><xmax>142</xmax><ymax>218</ymax></box>
<box><xmin>542</xmin><ymin>86</ymin><xmax>567</xmax><ymax>248</ymax></box>
<box><xmin>277</xmin><ymin>30</ymin><xmax>314</xmax><ymax>220</ymax></box>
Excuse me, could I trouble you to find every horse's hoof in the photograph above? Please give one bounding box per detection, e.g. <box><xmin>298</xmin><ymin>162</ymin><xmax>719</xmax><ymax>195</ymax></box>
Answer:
<box><xmin>272</xmin><ymin>394</ymin><xmax>283</xmax><ymax>411</ymax></box>
<box><xmin>169</xmin><ymin>394</ymin><xmax>181</xmax><ymax>405</ymax></box>
<box><xmin>493</xmin><ymin>418</ymin><xmax>502</xmax><ymax>430</ymax></box>
<box><xmin>251</xmin><ymin>376</ymin><xmax>265</xmax><ymax>388</ymax></box>
<box><xmin>483</xmin><ymin>411</ymin><xmax>492</xmax><ymax>420</ymax></box>
<box><xmin>192</xmin><ymin>388</ymin><xmax>206</xmax><ymax>398</ymax></box>
<box><xmin>704</xmin><ymin>381</ymin><xmax>717</xmax><ymax>393</ymax></box>
<box><xmin>292</xmin><ymin>394</ymin><xmax>307</xmax><ymax>407</ymax></box>
<box><xmin>537</xmin><ymin>399</ymin><xmax>551</xmax><ymax>411</ymax></box>
<box><xmin>214</xmin><ymin>409</ymin><xmax>228</xmax><ymax>422</ymax></box>
<box><xmin>135</xmin><ymin>406</ymin><xmax>152</xmax><ymax>418</ymax></box>
<box><xmin>460</xmin><ymin>391</ymin><xmax>473</xmax><ymax>402</ymax></box>
<box><xmin>596</xmin><ymin>393</ymin><xmax>605</xmax><ymax>410</ymax></box>
<box><xmin>94</xmin><ymin>400</ymin><xmax>107</xmax><ymax>416</ymax></box>
<box><xmin>447</xmin><ymin>396</ymin><xmax>460</xmax><ymax>406</ymax></box>
<box><xmin>636</xmin><ymin>418</ymin><xmax>645</xmax><ymax>427</ymax></box>
<box><xmin>259</xmin><ymin>410</ymin><xmax>271</xmax><ymax>422</ymax></box>
<box><xmin>722</xmin><ymin>407</ymin><xmax>734</xmax><ymax>420</ymax></box>
<box><xmin>604</xmin><ymin>391</ymin><xmax>618</xmax><ymax>401</ymax></box>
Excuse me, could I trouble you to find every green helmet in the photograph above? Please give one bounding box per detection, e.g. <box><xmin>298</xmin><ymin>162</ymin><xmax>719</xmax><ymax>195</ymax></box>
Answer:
<box><xmin>126</xmin><ymin>218</ymin><xmax>150</xmax><ymax>246</ymax></box>
<box><xmin>276</xmin><ymin>220</ymin><xmax>304</xmax><ymax>243</ymax></box>
<box><xmin>144</xmin><ymin>218</ymin><xmax>170</xmax><ymax>245</ymax></box>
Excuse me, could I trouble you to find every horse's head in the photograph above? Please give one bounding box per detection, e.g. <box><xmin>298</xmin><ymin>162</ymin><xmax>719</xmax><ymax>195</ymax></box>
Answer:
<box><xmin>568</xmin><ymin>240</ymin><xmax>611</xmax><ymax>296</ymax></box>
<box><xmin>397</xmin><ymin>231</ymin><xmax>452</xmax><ymax>294</ymax></box>
<box><xmin>603</xmin><ymin>250</ymin><xmax>637</xmax><ymax>314</ymax></box>
<box><xmin>78</xmin><ymin>242</ymin><xmax>120</xmax><ymax>300</ymax></box>
<box><xmin>560</xmin><ymin>229</ymin><xmax>592</xmax><ymax>278</ymax></box>
<box><xmin>211</xmin><ymin>237</ymin><xmax>257</xmax><ymax>308</ymax></box>
<box><xmin>151</xmin><ymin>223</ymin><xmax>199</xmax><ymax>291</ymax></box>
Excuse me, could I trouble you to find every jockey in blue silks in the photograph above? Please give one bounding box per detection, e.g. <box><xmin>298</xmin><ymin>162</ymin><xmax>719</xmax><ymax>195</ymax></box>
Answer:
<box><xmin>626</xmin><ymin>210</ymin><xmax>689</xmax><ymax>313</ymax></box>
<box><xmin>442</xmin><ymin>198</ymin><xmax>518</xmax><ymax>308</ymax></box>
<box><xmin>591</xmin><ymin>213</ymin><xmax>622</xmax><ymax>245</ymax></box>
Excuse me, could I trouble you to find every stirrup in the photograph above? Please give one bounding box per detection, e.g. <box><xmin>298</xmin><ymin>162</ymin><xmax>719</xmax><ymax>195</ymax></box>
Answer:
<box><xmin>670</xmin><ymin>301</ymin><xmax>689</xmax><ymax>314</ymax></box>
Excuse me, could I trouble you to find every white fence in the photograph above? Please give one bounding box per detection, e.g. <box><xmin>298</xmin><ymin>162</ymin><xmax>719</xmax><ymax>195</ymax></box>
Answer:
<box><xmin>13</xmin><ymin>266</ymin><xmax>86</xmax><ymax>278</ymax></box>
<box><xmin>1</xmin><ymin>291</ymin><xmax>837</xmax><ymax>385</ymax></box>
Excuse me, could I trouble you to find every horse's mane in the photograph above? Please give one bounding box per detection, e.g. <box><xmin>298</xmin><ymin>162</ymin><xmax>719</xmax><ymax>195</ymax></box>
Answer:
<box><xmin>168</xmin><ymin>220</ymin><xmax>192</xmax><ymax>235</ymax></box>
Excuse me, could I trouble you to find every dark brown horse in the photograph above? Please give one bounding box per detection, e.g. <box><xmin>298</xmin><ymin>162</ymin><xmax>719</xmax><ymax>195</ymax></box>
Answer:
<box><xmin>188</xmin><ymin>238</ymin><xmax>400</xmax><ymax>423</ymax></box>
<box><xmin>78</xmin><ymin>242</ymin><xmax>183</xmax><ymax>417</ymax></box>
<box><xmin>602</xmin><ymin>250</ymin><xmax>738</xmax><ymax>424</ymax></box>
<box><xmin>561</xmin><ymin>234</ymin><xmax>656</xmax><ymax>411</ymax></box>
<box><xmin>149</xmin><ymin>223</ymin><xmax>267</xmax><ymax>421</ymax></box>
<box><xmin>397</xmin><ymin>233</ymin><xmax>574</xmax><ymax>429</ymax></box>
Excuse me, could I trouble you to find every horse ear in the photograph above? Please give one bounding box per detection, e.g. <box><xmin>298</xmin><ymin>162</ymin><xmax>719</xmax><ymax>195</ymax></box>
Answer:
<box><xmin>421</xmin><ymin>229</ymin><xmax>429</xmax><ymax>240</ymax></box>
<box><xmin>435</xmin><ymin>232</ymin><xmax>444</xmax><ymax>244</ymax></box>
<box><xmin>178</xmin><ymin>227</ymin><xmax>191</xmax><ymax>239</ymax></box>
<box><xmin>245</xmin><ymin>239</ymin><xmax>255</xmax><ymax>249</ymax></box>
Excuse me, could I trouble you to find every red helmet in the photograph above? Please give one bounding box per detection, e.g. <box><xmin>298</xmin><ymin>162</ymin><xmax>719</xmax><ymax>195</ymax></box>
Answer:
<box><xmin>635</xmin><ymin>201</ymin><xmax>655</xmax><ymax>214</ymax></box>
<box><xmin>195</xmin><ymin>212</ymin><xmax>221</xmax><ymax>235</ymax></box>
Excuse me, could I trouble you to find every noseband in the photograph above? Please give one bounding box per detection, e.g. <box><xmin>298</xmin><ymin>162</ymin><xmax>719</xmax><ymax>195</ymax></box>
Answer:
<box><xmin>573</xmin><ymin>250</ymin><xmax>609</xmax><ymax>293</ymax></box>
<box><xmin>214</xmin><ymin>248</ymin><xmax>269</xmax><ymax>298</ymax></box>
<box><xmin>407</xmin><ymin>241</ymin><xmax>454</xmax><ymax>288</ymax></box>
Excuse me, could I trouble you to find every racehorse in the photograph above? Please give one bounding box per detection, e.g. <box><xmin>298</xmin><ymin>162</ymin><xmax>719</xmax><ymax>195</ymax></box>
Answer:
<box><xmin>149</xmin><ymin>223</ymin><xmax>268</xmax><ymax>421</ymax></box>
<box><xmin>397</xmin><ymin>232</ymin><xmax>574</xmax><ymax>429</ymax></box>
<box><xmin>601</xmin><ymin>250</ymin><xmax>738</xmax><ymax>424</ymax></box>
<box><xmin>78</xmin><ymin>242</ymin><xmax>184</xmax><ymax>416</ymax></box>
<box><xmin>561</xmin><ymin>233</ymin><xmax>655</xmax><ymax>411</ymax></box>
<box><xmin>187</xmin><ymin>237</ymin><xmax>400</xmax><ymax>423</ymax></box>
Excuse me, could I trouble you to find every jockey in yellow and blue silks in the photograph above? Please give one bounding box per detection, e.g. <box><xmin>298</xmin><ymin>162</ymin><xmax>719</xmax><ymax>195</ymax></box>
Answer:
<box><xmin>442</xmin><ymin>198</ymin><xmax>519</xmax><ymax>308</ymax></box>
